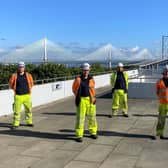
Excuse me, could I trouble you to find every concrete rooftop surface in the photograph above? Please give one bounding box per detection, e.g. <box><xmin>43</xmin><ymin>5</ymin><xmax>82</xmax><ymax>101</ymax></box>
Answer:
<box><xmin>0</xmin><ymin>87</ymin><xmax>168</xmax><ymax>168</ymax></box>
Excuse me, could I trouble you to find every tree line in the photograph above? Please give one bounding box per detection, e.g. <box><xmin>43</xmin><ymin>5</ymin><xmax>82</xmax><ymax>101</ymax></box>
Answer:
<box><xmin>0</xmin><ymin>63</ymin><xmax>110</xmax><ymax>86</ymax></box>
<box><xmin>0</xmin><ymin>62</ymin><xmax>138</xmax><ymax>90</ymax></box>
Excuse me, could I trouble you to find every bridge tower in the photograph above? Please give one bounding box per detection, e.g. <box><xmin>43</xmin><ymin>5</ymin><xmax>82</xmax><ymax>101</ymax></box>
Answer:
<box><xmin>43</xmin><ymin>37</ymin><xmax>48</xmax><ymax>63</ymax></box>
<box><xmin>108</xmin><ymin>47</ymin><xmax>112</xmax><ymax>70</ymax></box>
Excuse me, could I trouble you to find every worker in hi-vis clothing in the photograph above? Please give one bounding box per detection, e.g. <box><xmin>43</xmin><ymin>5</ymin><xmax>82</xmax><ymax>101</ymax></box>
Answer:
<box><xmin>110</xmin><ymin>62</ymin><xmax>129</xmax><ymax>118</ymax></box>
<box><xmin>154</xmin><ymin>65</ymin><xmax>168</xmax><ymax>140</ymax></box>
<box><xmin>9</xmin><ymin>61</ymin><xmax>34</xmax><ymax>130</ymax></box>
<box><xmin>72</xmin><ymin>63</ymin><xmax>98</xmax><ymax>142</ymax></box>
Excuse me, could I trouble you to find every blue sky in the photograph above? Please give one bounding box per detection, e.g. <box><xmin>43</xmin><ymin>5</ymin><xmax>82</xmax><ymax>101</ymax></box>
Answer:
<box><xmin>0</xmin><ymin>0</ymin><xmax>167</xmax><ymax>50</ymax></box>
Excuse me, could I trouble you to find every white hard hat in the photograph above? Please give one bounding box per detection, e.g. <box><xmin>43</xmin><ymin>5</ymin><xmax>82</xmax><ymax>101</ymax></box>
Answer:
<box><xmin>118</xmin><ymin>62</ymin><xmax>123</xmax><ymax>67</ymax></box>
<box><xmin>165</xmin><ymin>65</ymin><xmax>168</xmax><ymax>70</ymax></box>
<box><xmin>163</xmin><ymin>64</ymin><xmax>168</xmax><ymax>73</ymax></box>
<box><xmin>18</xmin><ymin>61</ymin><xmax>25</xmax><ymax>67</ymax></box>
<box><xmin>83</xmin><ymin>63</ymin><xmax>90</xmax><ymax>70</ymax></box>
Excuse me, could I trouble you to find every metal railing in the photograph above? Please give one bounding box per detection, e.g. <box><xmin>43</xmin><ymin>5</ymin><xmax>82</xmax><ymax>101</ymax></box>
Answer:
<box><xmin>138</xmin><ymin>69</ymin><xmax>162</xmax><ymax>76</ymax></box>
<box><xmin>0</xmin><ymin>83</ymin><xmax>9</xmax><ymax>90</ymax></box>
<box><xmin>0</xmin><ymin>71</ymin><xmax>112</xmax><ymax>90</ymax></box>
<box><xmin>129</xmin><ymin>76</ymin><xmax>159</xmax><ymax>83</ymax></box>
<box><xmin>1</xmin><ymin>69</ymin><xmax>163</xmax><ymax>90</ymax></box>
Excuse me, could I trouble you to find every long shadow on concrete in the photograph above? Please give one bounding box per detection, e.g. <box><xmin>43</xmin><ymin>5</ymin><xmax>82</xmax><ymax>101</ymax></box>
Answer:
<box><xmin>0</xmin><ymin>123</ymin><xmax>40</xmax><ymax>129</ymax></box>
<box><xmin>133</xmin><ymin>114</ymin><xmax>168</xmax><ymax>118</ymax></box>
<box><xmin>59</xmin><ymin>129</ymin><xmax>154</xmax><ymax>140</ymax></box>
<box><xmin>0</xmin><ymin>129</ymin><xmax>76</xmax><ymax>140</ymax></box>
<box><xmin>42</xmin><ymin>112</ymin><xmax>110</xmax><ymax>117</ymax></box>
<box><xmin>0</xmin><ymin>127</ymin><xmax>155</xmax><ymax>140</ymax></box>
<box><xmin>42</xmin><ymin>112</ymin><xmax>75</xmax><ymax>116</ymax></box>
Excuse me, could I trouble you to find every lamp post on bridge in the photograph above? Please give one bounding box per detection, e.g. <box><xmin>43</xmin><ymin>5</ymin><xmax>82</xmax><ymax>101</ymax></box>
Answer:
<box><xmin>162</xmin><ymin>35</ymin><xmax>168</xmax><ymax>59</ymax></box>
<box><xmin>108</xmin><ymin>47</ymin><xmax>112</xmax><ymax>70</ymax></box>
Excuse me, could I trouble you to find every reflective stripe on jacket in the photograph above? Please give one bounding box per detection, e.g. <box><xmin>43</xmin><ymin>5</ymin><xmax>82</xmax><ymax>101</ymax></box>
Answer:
<box><xmin>156</xmin><ymin>78</ymin><xmax>168</xmax><ymax>104</ymax></box>
<box><xmin>111</xmin><ymin>72</ymin><xmax>128</xmax><ymax>89</ymax></box>
<box><xmin>9</xmin><ymin>72</ymin><xmax>34</xmax><ymax>94</ymax></box>
<box><xmin>72</xmin><ymin>76</ymin><xmax>96</xmax><ymax>103</ymax></box>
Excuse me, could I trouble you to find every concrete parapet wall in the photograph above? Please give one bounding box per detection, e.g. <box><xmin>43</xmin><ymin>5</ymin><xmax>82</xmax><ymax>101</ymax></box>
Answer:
<box><xmin>0</xmin><ymin>73</ymin><xmax>112</xmax><ymax>116</ymax></box>
<box><xmin>0</xmin><ymin>70</ymin><xmax>153</xmax><ymax>116</ymax></box>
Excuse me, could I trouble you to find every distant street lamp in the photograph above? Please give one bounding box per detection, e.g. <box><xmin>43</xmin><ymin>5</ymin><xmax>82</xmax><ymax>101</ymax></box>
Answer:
<box><xmin>162</xmin><ymin>35</ymin><xmax>168</xmax><ymax>59</ymax></box>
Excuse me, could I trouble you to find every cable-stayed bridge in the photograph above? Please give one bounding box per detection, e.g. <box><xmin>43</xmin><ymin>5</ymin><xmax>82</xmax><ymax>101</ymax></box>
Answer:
<box><xmin>0</xmin><ymin>38</ymin><xmax>153</xmax><ymax>64</ymax></box>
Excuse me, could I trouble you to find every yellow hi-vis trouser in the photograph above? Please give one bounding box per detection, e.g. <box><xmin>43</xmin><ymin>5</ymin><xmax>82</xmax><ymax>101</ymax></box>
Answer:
<box><xmin>112</xmin><ymin>89</ymin><xmax>128</xmax><ymax>115</ymax></box>
<box><xmin>13</xmin><ymin>94</ymin><xmax>32</xmax><ymax>126</ymax></box>
<box><xmin>75</xmin><ymin>97</ymin><xmax>97</xmax><ymax>138</ymax></box>
<box><xmin>156</xmin><ymin>104</ymin><xmax>168</xmax><ymax>136</ymax></box>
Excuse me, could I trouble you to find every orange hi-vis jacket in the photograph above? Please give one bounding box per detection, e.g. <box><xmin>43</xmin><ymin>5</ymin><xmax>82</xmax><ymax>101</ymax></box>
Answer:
<box><xmin>72</xmin><ymin>76</ymin><xmax>96</xmax><ymax>104</ymax></box>
<box><xmin>156</xmin><ymin>78</ymin><xmax>168</xmax><ymax>104</ymax></box>
<box><xmin>9</xmin><ymin>72</ymin><xmax>34</xmax><ymax>94</ymax></box>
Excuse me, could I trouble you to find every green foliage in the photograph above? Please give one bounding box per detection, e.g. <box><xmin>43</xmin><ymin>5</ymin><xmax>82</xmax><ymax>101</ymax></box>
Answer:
<box><xmin>90</xmin><ymin>63</ymin><xmax>105</xmax><ymax>73</ymax></box>
<box><xmin>124</xmin><ymin>65</ymin><xmax>139</xmax><ymax>70</ymax></box>
<box><xmin>70</xmin><ymin>67</ymin><xmax>81</xmax><ymax>76</ymax></box>
<box><xmin>0</xmin><ymin>64</ymin><xmax>17</xmax><ymax>84</ymax></box>
<box><xmin>0</xmin><ymin>63</ymin><xmax>110</xmax><ymax>88</ymax></box>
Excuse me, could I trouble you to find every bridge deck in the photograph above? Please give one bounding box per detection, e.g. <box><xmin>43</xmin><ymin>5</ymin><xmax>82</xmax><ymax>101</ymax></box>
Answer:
<box><xmin>0</xmin><ymin>87</ymin><xmax>167</xmax><ymax>168</ymax></box>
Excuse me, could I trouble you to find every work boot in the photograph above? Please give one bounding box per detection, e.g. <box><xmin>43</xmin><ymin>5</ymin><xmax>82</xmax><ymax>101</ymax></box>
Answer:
<box><xmin>90</xmin><ymin>134</ymin><xmax>98</xmax><ymax>139</ymax></box>
<box><xmin>27</xmin><ymin>124</ymin><xmax>34</xmax><ymax>127</ymax></box>
<box><xmin>122</xmin><ymin>111</ymin><xmax>129</xmax><ymax>117</ymax></box>
<box><xmin>76</xmin><ymin>137</ymin><xmax>83</xmax><ymax>143</ymax></box>
<box><xmin>123</xmin><ymin>114</ymin><xmax>129</xmax><ymax>117</ymax></box>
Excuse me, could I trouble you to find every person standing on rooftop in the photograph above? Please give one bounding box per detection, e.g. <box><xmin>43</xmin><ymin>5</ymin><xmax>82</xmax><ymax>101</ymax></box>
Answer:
<box><xmin>9</xmin><ymin>61</ymin><xmax>34</xmax><ymax>130</ymax></box>
<box><xmin>72</xmin><ymin>63</ymin><xmax>98</xmax><ymax>142</ymax></box>
<box><xmin>110</xmin><ymin>62</ymin><xmax>129</xmax><ymax>118</ymax></box>
<box><xmin>154</xmin><ymin>65</ymin><xmax>168</xmax><ymax>140</ymax></box>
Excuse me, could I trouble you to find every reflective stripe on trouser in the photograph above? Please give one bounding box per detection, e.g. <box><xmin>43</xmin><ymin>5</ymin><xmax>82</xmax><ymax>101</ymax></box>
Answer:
<box><xmin>112</xmin><ymin>89</ymin><xmax>128</xmax><ymax>115</ymax></box>
<box><xmin>156</xmin><ymin>104</ymin><xmax>168</xmax><ymax>136</ymax></box>
<box><xmin>75</xmin><ymin>97</ymin><xmax>97</xmax><ymax>138</ymax></box>
<box><xmin>13</xmin><ymin>94</ymin><xmax>32</xmax><ymax>126</ymax></box>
